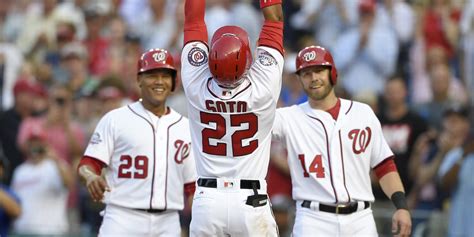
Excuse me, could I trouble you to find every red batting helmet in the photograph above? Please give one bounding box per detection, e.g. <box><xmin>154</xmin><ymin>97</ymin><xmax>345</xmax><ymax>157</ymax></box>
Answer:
<box><xmin>137</xmin><ymin>48</ymin><xmax>177</xmax><ymax>91</ymax></box>
<box><xmin>209</xmin><ymin>26</ymin><xmax>252</xmax><ymax>88</ymax></box>
<box><xmin>295</xmin><ymin>46</ymin><xmax>338</xmax><ymax>85</ymax></box>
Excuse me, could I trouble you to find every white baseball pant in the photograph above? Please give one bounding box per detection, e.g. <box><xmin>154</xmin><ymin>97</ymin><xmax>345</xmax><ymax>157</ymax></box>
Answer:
<box><xmin>99</xmin><ymin>204</ymin><xmax>181</xmax><ymax>236</ymax></box>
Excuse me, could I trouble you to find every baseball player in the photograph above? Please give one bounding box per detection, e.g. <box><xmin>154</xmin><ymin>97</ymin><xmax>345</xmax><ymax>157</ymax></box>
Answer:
<box><xmin>77</xmin><ymin>48</ymin><xmax>196</xmax><ymax>236</ymax></box>
<box><xmin>181</xmin><ymin>0</ymin><xmax>284</xmax><ymax>236</ymax></box>
<box><xmin>272</xmin><ymin>46</ymin><xmax>412</xmax><ymax>237</ymax></box>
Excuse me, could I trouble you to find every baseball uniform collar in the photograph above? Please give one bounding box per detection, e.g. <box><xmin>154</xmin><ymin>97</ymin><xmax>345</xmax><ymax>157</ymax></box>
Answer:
<box><xmin>300</xmin><ymin>98</ymin><xmax>352</xmax><ymax>121</ymax></box>
<box><xmin>129</xmin><ymin>101</ymin><xmax>181</xmax><ymax>122</ymax></box>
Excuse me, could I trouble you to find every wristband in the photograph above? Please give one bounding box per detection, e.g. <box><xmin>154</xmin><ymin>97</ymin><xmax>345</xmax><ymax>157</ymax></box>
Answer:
<box><xmin>260</xmin><ymin>0</ymin><xmax>282</xmax><ymax>9</ymax></box>
<box><xmin>391</xmin><ymin>191</ymin><xmax>408</xmax><ymax>210</ymax></box>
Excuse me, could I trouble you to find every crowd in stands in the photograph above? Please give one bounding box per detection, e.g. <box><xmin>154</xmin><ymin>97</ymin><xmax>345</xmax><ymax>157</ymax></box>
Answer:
<box><xmin>0</xmin><ymin>0</ymin><xmax>473</xmax><ymax>236</ymax></box>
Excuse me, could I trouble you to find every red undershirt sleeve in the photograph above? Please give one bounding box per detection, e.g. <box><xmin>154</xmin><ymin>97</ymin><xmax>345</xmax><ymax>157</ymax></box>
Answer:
<box><xmin>183</xmin><ymin>0</ymin><xmax>208</xmax><ymax>46</ymax></box>
<box><xmin>78</xmin><ymin>156</ymin><xmax>107</xmax><ymax>175</ymax></box>
<box><xmin>258</xmin><ymin>21</ymin><xmax>284</xmax><ymax>55</ymax></box>
<box><xmin>373</xmin><ymin>156</ymin><xmax>398</xmax><ymax>179</ymax></box>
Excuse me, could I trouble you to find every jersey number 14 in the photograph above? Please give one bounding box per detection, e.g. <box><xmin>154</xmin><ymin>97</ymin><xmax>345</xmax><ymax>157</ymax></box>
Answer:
<box><xmin>298</xmin><ymin>154</ymin><xmax>325</xmax><ymax>178</ymax></box>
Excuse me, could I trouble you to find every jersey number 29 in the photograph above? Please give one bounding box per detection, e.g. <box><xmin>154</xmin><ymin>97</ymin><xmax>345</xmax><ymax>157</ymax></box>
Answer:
<box><xmin>200</xmin><ymin>112</ymin><xmax>258</xmax><ymax>157</ymax></box>
<box><xmin>118</xmin><ymin>155</ymin><xmax>148</xmax><ymax>179</ymax></box>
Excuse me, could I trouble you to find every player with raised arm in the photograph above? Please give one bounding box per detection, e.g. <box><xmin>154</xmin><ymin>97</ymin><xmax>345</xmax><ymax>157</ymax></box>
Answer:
<box><xmin>181</xmin><ymin>0</ymin><xmax>284</xmax><ymax>236</ymax></box>
<box><xmin>272</xmin><ymin>46</ymin><xmax>412</xmax><ymax>237</ymax></box>
<box><xmin>77</xmin><ymin>49</ymin><xmax>196</xmax><ymax>236</ymax></box>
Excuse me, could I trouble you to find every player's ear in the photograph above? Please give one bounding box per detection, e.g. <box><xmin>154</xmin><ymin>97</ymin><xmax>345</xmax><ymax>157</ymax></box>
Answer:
<box><xmin>137</xmin><ymin>75</ymin><xmax>143</xmax><ymax>87</ymax></box>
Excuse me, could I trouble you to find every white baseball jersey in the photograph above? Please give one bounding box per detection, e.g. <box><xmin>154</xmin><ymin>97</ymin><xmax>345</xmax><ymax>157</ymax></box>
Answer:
<box><xmin>84</xmin><ymin>101</ymin><xmax>196</xmax><ymax>211</ymax></box>
<box><xmin>273</xmin><ymin>99</ymin><xmax>393</xmax><ymax>203</ymax></box>
<box><xmin>12</xmin><ymin>159</ymin><xmax>69</xmax><ymax>234</ymax></box>
<box><xmin>181</xmin><ymin>42</ymin><xmax>284</xmax><ymax>179</ymax></box>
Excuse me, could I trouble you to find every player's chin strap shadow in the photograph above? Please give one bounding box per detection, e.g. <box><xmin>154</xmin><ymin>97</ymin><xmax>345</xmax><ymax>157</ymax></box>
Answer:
<box><xmin>245</xmin><ymin>182</ymin><xmax>268</xmax><ymax>208</ymax></box>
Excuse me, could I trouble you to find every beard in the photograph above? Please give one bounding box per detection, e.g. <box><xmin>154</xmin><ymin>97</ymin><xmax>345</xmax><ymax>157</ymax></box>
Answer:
<box><xmin>304</xmin><ymin>82</ymin><xmax>333</xmax><ymax>101</ymax></box>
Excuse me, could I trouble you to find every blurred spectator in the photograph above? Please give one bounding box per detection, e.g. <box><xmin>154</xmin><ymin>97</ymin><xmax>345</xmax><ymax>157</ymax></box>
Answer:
<box><xmin>104</xmin><ymin>16</ymin><xmax>130</xmax><ymax>77</ymax></box>
<box><xmin>205</xmin><ymin>0</ymin><xmax>261</xmax><ymax>49</ymax></box>
<box><xmin>332</xmin><ymin>0</ymin><xmax>399</xmax><ymax>96</ymax></box>
<box><xmin>0</xmin><ymin>78</ymin><xmax>46</xmax><ymax>185</ymax></box>
<box><xmin>408</xmin><ymin>106</ymin><xmax>470</xmax><ymax>233</ymax></box>
<box><xmin>56</xmin><ymin>42</ymin><xmax>98</xmax><ymax>94</ymax></box>
<box><xmin>381</xmin><ymin>0</ymin><xmax>415</xmax><ymax>49</ymax></box>
<box><xmin>459</xmin><ymin>0</ymin><xmax>474</xmax><ymax>105</ymax></box>
<box><xmin>16</xmin><ymin>84</ymin><xmax>85</xmax><ymax>232</ymax></box>
<box><xmin>375</xmin><ymin>76</ymin><xmax>428</xmax><ymax>199</ymax></box>
<box><xmin>351</xmin><ymin>89</ymin><xmax>379</xmax><ymax>114</ymax></box>
<box><xmin>15</xmin><ymin>0</ymin><xmax>60</xmax><ymax>59</ymax></box>
<box><xmin>0</xmin><ymin>156</ymin><xmax>21</xmax><ymax>237</ymax></box>
<box><xmin>120</xmin><ymin>35</ymin><xmax>143</xmax><ymax>101</ymax></box>
<box><xmin>414</xmin><ymin>62</ymin><xmax>467</xmax><ymax>130</ymax></box>
<box><xmin>290</xmin><ymin>0</ymin><xmax>358</xmax><ymax>49</ymax></box>
<box><xmin>0</xmin><ymin>42</ymin><xmax>23</xmax><ymax>111</ymax></box>
<box><xmin>130</xmin><ymin>0</ymin><xmax>182</xmax><ymax>51</ymax></box>
<box><xmin>44</xmin><ymin>20</ymin><xmax>79</xmax><ymax>69</ymax></box>
<box><xmin>17</xmin><ymin>84</ymin><xmax>85</xmax><ymax>164</ymax></box>
<box><xmin>411</xmin><ymin>45</ymin><xmax>467</xmax><ymax>105</ymax></box>
<box><xmin>11</xmin><ymin>124</ymin><xmax>73</xmax><ymax>235</ymax></box>
<box><xmin>97</xmin><ymin>86</ymin><xmax>126</xmax><ymax>115</ymax></box>
<box><xmin>421</xmin><ymin>0</ymin><xmax>461</xmax><ymax>61</ymax></box>
<box><xmin>55</xmin><ymin>0</ymin><xmax>87</xmax><ymax>41</ymax></box>
<box><xmin>439</xmin><ymin>132</ymin><xmax>474</xmax><ymax>237</ymax></box>
<box><xmin>83</xmin><ymin>8</ymin><xmax>110</xmax><ymax>76</ymax></box>
<box><xmin>381</xmin><ymin>0</ymin><xmax>415</xmax><ymax>79</ymax></box>
<box><xmin>0</xmin><ymin>0</ymin><xmax>23</xmax><ymax>43</ymax></box>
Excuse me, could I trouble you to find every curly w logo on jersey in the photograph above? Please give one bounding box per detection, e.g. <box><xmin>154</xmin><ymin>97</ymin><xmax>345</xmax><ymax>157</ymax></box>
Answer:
<box><xmin>174</xmin><ymin>139</ymin><xmax>191</xmax><ymax>164</ymax></box>
<box><xmin>348</xmin><ymin>127</ymin><xmax>372</xmax><ymax>154</ymax></box>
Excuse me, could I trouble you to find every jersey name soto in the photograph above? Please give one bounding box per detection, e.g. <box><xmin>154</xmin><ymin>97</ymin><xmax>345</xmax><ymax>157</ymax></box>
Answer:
<box><xmin>205</xmin><ymin>100</ymin><xmax>248</xmax><ymax>113</ymax></box>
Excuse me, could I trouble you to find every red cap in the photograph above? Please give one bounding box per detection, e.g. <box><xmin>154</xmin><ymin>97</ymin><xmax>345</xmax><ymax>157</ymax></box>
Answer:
<box><xmin>359</xmin><ymin>0</ymin><xmax>376</xmax><ymax>13</ymax></box>
<box><xmin>25</xmin><ymin>125</ymin><xmax>47</xmax><ymax>142</ymax></box>
<box><xmin>13</xmin><ymin>79</ymin><xmax>47</xmax><ymax>98</ymax></box>
<box><xmin>98</xmin><ymin>86</ymin><xmax>124</xmax><ymax>100</ymax></box>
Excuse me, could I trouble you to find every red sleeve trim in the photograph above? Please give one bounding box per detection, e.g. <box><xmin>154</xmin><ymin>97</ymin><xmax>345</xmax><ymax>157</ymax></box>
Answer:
<box><xmin>258</xmin><ymin>21</ymin><xmax>284</xmax><ymax>55</ymax></box>
<box><xmin>184</xmin><ymin>181</ymin><xmax>196</xmax><ymax>196</ymax></box>
<box><xmin>78</xmin><ymin>156</ymin><xmax>106</xmax><ymax>175</ymax></box>
<box><xmin>260</xmin><ymin>0</ymin><xmax>282</xmax><ymax>9</ymax></box>
<box><xmin>183</xmin><ymin>0</ymin><xmax>208</xmax><ymax>46</ymax></box>
<box><xmin>373</xmin><ymin>156</ymin><xmax>398</xmax><ymax>179</ymax></box>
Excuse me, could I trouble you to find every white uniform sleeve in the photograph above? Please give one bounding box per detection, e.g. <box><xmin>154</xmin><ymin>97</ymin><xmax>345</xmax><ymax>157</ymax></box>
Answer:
<box><xmin>182</xmin><ymin>145</ymin><xmax>197</xmax><ymax>184</ymax></box>
<box><xmin>368</xmin><ymin>107</ymin><xmax>394</xmax><ymax>168</ymax></box>
<box><xmin>83</xmin><ymin>112</ymin><xmax>116</xmax><ymax>165</ymax></box>
<box><xmin>272</xmin><ymin>108</ymin><xmax>286</xmax><ymax>141</ymax></box>
<box><xmin>248</xmin><ymin>46</ymin><xmax>284</xmax><ymax>102</ymax></box>
<box><xmin>48</xmin><ymin>161</ymin><xmax>67</xmax><ymax>194</ymax></box>
<box><xmin>181</xmin><ymin>42</ymin><xmax>210</xmax><ymax>91</ymax></box>
<box><xmin>438</xmin><ymin>147</ymin><xmax>463</xmax><ymax>180</ymax></box>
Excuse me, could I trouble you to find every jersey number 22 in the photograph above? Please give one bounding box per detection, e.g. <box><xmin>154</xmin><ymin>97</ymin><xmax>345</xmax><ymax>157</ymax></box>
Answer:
<box><xmin>200</xmin><ymin>112</ymin><xmax>258</xmax><ymax>157</ymax></box>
